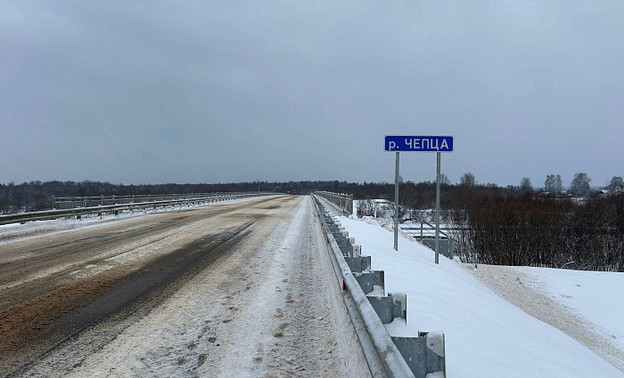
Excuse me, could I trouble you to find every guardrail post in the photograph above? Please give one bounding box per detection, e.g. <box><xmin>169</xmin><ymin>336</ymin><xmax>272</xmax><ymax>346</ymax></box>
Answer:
<box><xmin>392</xmin><ymin>333</ymin><xmax>446</xmax><ymax>378</ymax></box>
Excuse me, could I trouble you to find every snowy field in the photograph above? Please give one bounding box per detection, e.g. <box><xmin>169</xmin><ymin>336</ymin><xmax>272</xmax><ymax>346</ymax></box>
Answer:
<box><xmin>337</xmin><ymin>215</ymin><xmax>624</xmax><ymax>378</ymax></box>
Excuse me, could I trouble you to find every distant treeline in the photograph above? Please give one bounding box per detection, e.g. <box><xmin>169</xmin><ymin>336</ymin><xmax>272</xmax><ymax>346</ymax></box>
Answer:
<box><xmin>0</xmin><ymin>180</ymin><xmax>398</xmax><ymax>213</ymax></box>
<box><xmin>0</xmin><ymin>179</ymin><xmax>504</xmax><ymax>214</ymax></box>
<box><xmin>3</xmin><ymin>179</ymin><xmax>622</xmax><ymax>271</ymax></box>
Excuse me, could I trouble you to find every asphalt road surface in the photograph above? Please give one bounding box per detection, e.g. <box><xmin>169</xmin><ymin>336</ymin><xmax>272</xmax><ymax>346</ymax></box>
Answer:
<box><xmin>0</xmin><ymin>196</ymin><xmax>368</xmax><ymax>377</ymax></box>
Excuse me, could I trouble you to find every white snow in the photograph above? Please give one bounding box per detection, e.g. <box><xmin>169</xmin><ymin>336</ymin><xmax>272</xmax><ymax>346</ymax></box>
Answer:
<box><xmin>0</xmin><ymin>223</ymin><xmax>21</xmax><ymax>229</ymax></box>
<box><xmin>512</xmin><ymin>266</ymin><xmax>624</xmax><ymax>351</ymax></box>
<box><xmin>337</xmin><ymin>214</ymin><xmax>624</xmax><ymax>378</ymax></box>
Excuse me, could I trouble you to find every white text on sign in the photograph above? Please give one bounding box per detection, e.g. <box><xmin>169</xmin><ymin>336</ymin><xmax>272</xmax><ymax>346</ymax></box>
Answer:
<box><xmin>384</xmin><ymin>136</ymin><xmax>454</xmax><ymax>152</ymax></box>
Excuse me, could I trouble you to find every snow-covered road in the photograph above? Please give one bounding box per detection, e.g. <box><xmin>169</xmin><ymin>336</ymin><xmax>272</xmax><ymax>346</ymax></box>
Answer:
<box><xmin>0</xmin><ymin>196</ymin><xmax>368</xmax><ymax>377</ymax></box>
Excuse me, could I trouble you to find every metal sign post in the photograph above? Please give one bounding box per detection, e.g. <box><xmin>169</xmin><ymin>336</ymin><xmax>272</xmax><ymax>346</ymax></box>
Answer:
<box><xmin>435</xmin><ymin>152</ymin><xmax>441</xmax><ymax>264</ymax></box>
<box><xmin>394</xmin><ymin>152</ymin><xmax>400</xmax><ymax>251</ymax></box>
<box><xmin>385</xmin><ymin>136</ymin><xmax>453</xmax><ymax>263</ymax></box>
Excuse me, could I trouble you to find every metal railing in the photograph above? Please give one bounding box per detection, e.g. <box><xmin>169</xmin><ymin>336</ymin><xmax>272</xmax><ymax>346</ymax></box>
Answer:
<box><xmin>314</xmin><ymin>195</ymin><xmax>447</xmax><ymax>377</ymax></box>
<box><xmin>312</xmin><ymin>195</ymin><xmax>419</xmax><ymax>377</ymax></box>
<box><xmin>400</xmin><ymin>221</ymin><xmax>463</xmax><ymax>239</ymax></box>
<box><xmin>53</xmin><ymin>193</ymin><xmax>239</xmax><ymax>210</ymax></box>
<box><xmin>400</xmin><ymin>220</ymin><xmax>465</xmax><ymax>260</ymax></box>
<box><xmin>313</xmin><ymin>191</ymin><xmax>353</xmax><ymax>216</ymax></box>
<box><xmin>0</xmin><ymin>193</ymin><xmax>275</xmax><ymax>226</ymax></box>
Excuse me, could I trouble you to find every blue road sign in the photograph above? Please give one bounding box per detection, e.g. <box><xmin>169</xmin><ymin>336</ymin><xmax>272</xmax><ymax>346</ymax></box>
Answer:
<box><xmin>385</xmin><ymin>135</ymin><xmax>453</xmax><ymax>152</ymax></box>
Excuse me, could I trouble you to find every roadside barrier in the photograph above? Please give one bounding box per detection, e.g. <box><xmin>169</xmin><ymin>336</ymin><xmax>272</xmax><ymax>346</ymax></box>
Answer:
<box><xmin>314</xmin><ymin>191</ymin><xmax>353</xmax><ymax>216</ymax></box>
<box><xmin>313</xmin><ymin>194</ymin><xmax>446</xmax><ymax>378</ymax></box>
<box><xmin>53</xmin><ymin>193</ymin><xmax>237</xmax><ymax>209</ymax></box>
<box><xmin>400</xmin><ymin>221</ymin><xmax>458</xmax><ymax>259</ymax></box>
<box><xmin>0</xmin><ymin>193</ymin><xmax>276</xmax><ymax>226</ymax></box>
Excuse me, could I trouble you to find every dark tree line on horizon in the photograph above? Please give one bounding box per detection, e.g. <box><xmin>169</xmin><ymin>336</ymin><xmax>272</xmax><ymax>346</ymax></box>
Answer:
<box><xmin>2</xmin><ymin>177</ymin><xmax>623</xmax><ymax>271</ymax></box>
<box><xmin>447</xmin><ymin>192</ymin><xmax>624</xmax><ymax>272</ymax></box>
<box><xmin>0</xmin><ymin>179</ymin><xmax>398</xmax><ymax>213</ymax></box>
<box><xmin>0</xmin><ymin>179</ymin><xmax>514</xmax><ymax>214</ymax></box>
<box><xmin>2</xmin><ymin>174</ymin><xmax>621</xmax><ymax>214</ymax></box>
<box><xmin>452</xmin><ymin>174</ymin><xmax>624</xmax><ymax>272</ymax></box>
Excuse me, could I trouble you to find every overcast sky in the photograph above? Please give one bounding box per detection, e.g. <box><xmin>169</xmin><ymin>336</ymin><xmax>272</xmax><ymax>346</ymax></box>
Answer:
<box><xmin>2</xmin><ymin>1</ymin><xmax>623</xmax><ymax>187</ymax></box>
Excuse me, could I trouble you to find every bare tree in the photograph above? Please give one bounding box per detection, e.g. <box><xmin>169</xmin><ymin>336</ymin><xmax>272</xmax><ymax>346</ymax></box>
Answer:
<box><xmin>460</xmin><ymin>172</ymin><xmax>475</xmax><ymax>187</ymax></box>
<box><xmin>545</xmin><ymin>174</ymin><xmax>563</xmax><ymax>194</ymax></box>
<box><xmin>570</xmin><ymin>172</ymin><xmax>592</xmax><ymax>197</ymax></box>
<box><xmin>607</xmin><ymin>176</ymin><xmax>624</xmax><ymax>193</ymax></box>
<box><xmin>439</xmin><ymin>173</ymin><xmax>450</xmax><ymax>185</ymax></box>
<box><xmin>520</xmin><ymin>177</ymin><xmax>533</xmax><ymax>193</ymax></box>
<box><xmin>357</xmin><ymin>199</ymin><xmax>376</xmax><ymax>217</ymax></box>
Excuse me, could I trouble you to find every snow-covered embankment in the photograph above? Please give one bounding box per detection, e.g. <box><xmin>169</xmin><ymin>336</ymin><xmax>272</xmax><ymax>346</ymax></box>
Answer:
<box><xmin>336</xmin><ymin>215</ymin><xmax>623</xmax><ymax>378</ymax></box>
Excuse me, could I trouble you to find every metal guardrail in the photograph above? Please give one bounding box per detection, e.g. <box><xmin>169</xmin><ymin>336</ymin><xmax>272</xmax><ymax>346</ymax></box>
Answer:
<box><xmin>314</xmin><ymin>191</ymin><xmax>353</xmax><ymax>216</ymax></box>
<box><xmin>401</xmin><ymin>221</ymin><xmax>462</xmax><ymax>260</ymax></box>
<box><xmin>312</xmin><ymin>194</ymin><xmax>446</xmax><ymax>378</ymax></box>
<box><xmin>312</xmin><ymin>195</ymin><xmax>414</xmax><ymax>377</ymax></box>
<box><xmin>52</xmin><ymin>193</ymin><xmax>234</xmax><ymax>210</ymax></box>
<box><xmin>401</xmin><ymin>221</ymin><xmax>460</xmax><ymax>239</ymax></box>
<box><xmin>0</xmin><ymin>193</ymin><xmax>275</xmax><ymax>226</ymax></box>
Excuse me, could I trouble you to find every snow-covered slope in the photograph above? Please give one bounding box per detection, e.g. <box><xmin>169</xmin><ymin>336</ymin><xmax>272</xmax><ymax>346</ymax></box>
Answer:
<box><xmin>513</xmin><ymin>266</ymin><xmax>624</xmax><ymax>351</ymax></box>
<box><xmin>337</xmin><ymin>216</ymin><xmax>623</xmax><ymax>378</ymax></box>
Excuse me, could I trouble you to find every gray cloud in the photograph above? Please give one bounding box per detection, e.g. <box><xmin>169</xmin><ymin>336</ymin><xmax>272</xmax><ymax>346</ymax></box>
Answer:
<box><xmin>2</xmin><ymin>0</ymin><xmax>623</xmax><ymax>186</ymax></box>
